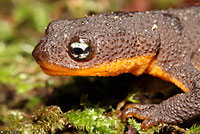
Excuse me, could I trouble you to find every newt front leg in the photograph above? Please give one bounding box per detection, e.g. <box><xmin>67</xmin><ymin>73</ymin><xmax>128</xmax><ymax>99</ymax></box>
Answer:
<box><xmin>122</xmin><ymin>87</ymin><xmax>200</xmax><ymax>130</ymax></box>
<box><xmin>122</xmin><ymin>62</ymin><xmax>200</xmax><ymax>130</ymax></box>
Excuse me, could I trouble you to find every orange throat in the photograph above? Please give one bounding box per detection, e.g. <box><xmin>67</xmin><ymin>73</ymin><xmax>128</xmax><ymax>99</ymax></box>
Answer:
<box><xmin>38</xmin><ymin>54</ymin><xmax>190</xmax><ymax>92</ymax></box>
<box><xmin>145</xmin><ymin>60</ymin><xmax>190</xmax><ymax>92</ymax></box>
<box><xmin>39</xmin><ymin>54</ymin><xmax>155</xmax><ymax>77</ymax></box>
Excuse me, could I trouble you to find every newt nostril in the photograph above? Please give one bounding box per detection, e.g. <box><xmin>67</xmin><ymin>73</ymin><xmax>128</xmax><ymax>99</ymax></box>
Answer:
<box><xmin>32</xmin><ymin>44</ymin><xmax>44</xmax><ymax>62</ymax></box>
<box><xmin>32</xmin><ymin>38</ymin><xmax>48</xmax><ymax>62</ymax></box>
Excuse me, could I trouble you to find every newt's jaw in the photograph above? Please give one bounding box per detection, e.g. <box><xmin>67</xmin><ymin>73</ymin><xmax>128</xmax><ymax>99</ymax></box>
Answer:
<box><xmin>35</xmin><ymin>51</ymin><xmax>190</xmax><ymax>92</ymax></box>
<box><xmin>37</xmin><ymin>55</ymin><xmax>155</xmax><ymax>77</ymax></box>
<box><xmin>37</xmin><ymin>53</ymin><xmax>190</xmax><ymax>92</ymax></box>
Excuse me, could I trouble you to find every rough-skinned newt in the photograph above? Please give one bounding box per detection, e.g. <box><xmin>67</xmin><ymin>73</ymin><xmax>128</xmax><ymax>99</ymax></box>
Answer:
<box><xmin>32</xmin><ymin>6</ymin><xmax>200</xmax><ymax>130</ymax></box>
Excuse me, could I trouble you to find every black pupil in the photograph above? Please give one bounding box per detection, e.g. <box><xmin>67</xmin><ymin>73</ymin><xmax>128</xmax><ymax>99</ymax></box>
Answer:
<box><xmin>74</xmin><ymin>47</ymin><xmax>84</xmax><ymax>55</ymax></box>
<box><xmin>68</xmin><ymin>41</ymin><xmax>93</xmax><ymax>61</ymax></box>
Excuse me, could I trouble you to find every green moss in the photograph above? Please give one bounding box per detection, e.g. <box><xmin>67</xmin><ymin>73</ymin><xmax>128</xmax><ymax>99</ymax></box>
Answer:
<box><xmin>66</xmin><ymin>107</ymin><xmax>125</xmax><ymax>134</ymax></box>
<box><xmin>128</xmin><ymin>118</ymin><xmax>192</xmax><ymax>133</ymax></box>
<box><xmin>126</xmin><ymin>91</ymin><xmax>140</xmax><ymax>103</ymax></box>
<box><xmin>25</xmin><ymin>96</ymin><xmax>41</xmax><ymax>110</ymax></box>
<box><xmin>8</xmin><ymin>105</ymin><xmax>200</xmax><ymax>133</ymax></box>
<box><xmin>8</xmin><ymin>106</ymin><xmax>125</xmax><ymax>134</ymax></box>
<box><xmin>128</xmin><ymin>118</ymin><xmax>157</xmax><ymax>134</ymax></box>
<box><xmin>187</xmin><ymin>125</ymin><xmax>200</xmax><ymax>134</ymax></box>
<box><xmin>128</xmin><ymin>118</ymin><xmax>142</xmax><ymax>132</ymax></box>
<box><xmin>9</xmin><ymin>106</ymin><xmax>66</xmax><ymax>133</ymax></box>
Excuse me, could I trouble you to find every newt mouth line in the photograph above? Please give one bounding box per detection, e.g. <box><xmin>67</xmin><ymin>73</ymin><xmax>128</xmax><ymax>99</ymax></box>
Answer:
<box><xmin>38</xmin><ymin>62</ymin><xmax>78</xmax><ymax>76</ymax></box>
<box><xmin>37</xmin><ymin>61</ymin><xmax>104</xmax><ymax>76</ymax></box>
<box><xmin>37</xmin><ymin>57</ymin><xmax>190</xmax><ymax>92</ymax></box>
<box><xmin>36</xmin><ymin>55</ymin><xmax>156</xmax><ymax>77</ymax></box>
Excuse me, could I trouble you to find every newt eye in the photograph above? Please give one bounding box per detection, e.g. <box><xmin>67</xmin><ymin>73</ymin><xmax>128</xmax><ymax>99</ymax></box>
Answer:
<box><xmin>68</xmin><ymin>41</ymin><xmax>92</xmax><ymax>61</ymax></box>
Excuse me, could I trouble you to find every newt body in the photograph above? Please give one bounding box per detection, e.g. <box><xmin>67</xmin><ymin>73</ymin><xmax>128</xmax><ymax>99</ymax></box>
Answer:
<box><xmin>32</xmin><ymin>6</ymin><xmax>200</xmax><ymax>130</ymax></box>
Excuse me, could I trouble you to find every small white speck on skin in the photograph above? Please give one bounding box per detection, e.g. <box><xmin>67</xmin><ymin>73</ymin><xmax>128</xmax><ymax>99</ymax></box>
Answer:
<box><xmin>153</xmin><ymin>20</ymin><xmax>157</xmax><ymax>23</ymax></box>
<box><xmin>64</xmin><ymin>34</ymin><xmax>67</xmax><ymax>39</ymax></box>
<box><xmin>186</xmin><ymin>10</ymin><xmax>193</xmax><ymax>14</ymax></box>
<box><xmin>183</xmin><ymin>16</ymin><xmax>188</xmax><ymax>20</ymax></box>
<box><xmin>198</xmin><ymin>48</ymin><xmax>200</xmax><ymax>52</ymax></box>
<box><xmin>152</xmin><ymin>24</ymin><xmax>158</xmax><ymax>31</ymax></box>
<box><xmin>54</xmin><ymin>34</ymin><xmax>58</xmax><ymax>37</ymax></box>
<box><xmin>79</xmin><ymin>38</ymin><xmax>87</xmax><ymax>43</ymax></box>
<box><xmin>113</xmin><ymin>16</ymin><xmax>118</xmax><ymax>20</ymax></box>
<box><xmin>178</xmin><ymin>13</ymin><xmax>183</xmax><ymax>16</ymax></box>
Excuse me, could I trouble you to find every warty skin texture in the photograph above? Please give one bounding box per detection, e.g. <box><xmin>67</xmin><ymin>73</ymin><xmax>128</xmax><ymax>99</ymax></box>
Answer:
<box><xmin>32</xmin><ymin>6</ymin><xmax>200</xmax><ymax>130</ymax></box>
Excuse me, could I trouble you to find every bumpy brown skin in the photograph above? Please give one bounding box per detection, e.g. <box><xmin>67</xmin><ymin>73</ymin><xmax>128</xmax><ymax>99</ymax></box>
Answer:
<box><xmin>32</xmin><ymin>6</ymin><xmax>200</xmax><ymax>131</ymax></box>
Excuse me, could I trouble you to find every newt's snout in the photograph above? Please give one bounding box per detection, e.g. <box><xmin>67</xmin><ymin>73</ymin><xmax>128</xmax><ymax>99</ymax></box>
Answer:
<box><xmin>32</xmin><ymin>40</ymin><xmax>46</xmax><ymax>63</ymax></box>
<box><xmin>32</xmin><ymin>43</ymin><xmax>41</xmax><ymax>62</ymax></box>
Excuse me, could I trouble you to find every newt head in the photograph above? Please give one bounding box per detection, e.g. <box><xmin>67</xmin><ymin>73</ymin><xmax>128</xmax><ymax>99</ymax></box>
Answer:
<box><xmin>32</xmin><ymin>12</ymin><xmax>160</xmax><ymax>77</ymax></box>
